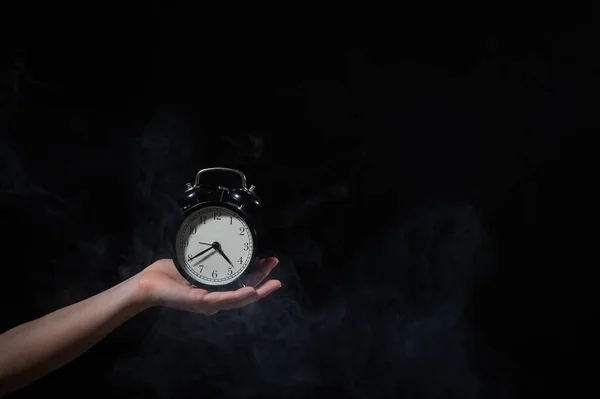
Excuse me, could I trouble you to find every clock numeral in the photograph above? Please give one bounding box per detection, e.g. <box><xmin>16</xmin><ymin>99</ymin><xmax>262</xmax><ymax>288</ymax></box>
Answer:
<box><xmin>238</xmin><ymin>256</ymin><xmax>243</xmax><ymax>265</ymax></box>
<box><xmin>230</xmin><ymin>216</ymin><xmax>233</xmax><ymax>225</ymax></box>
<box><xmin>184</xmin><ymin>239</ymin><xmax>189</xmax><ymax>247</ymax></box>
<box><xmin>199</xmin><ymin>216</ymin><xmax>207</xmax><ymax>224</ymax></box>
<box><xmin>239</xmin><ymin>227</ymin><xmax>245</xmax><ymax>235</ymax></box>
<box><xmin>187</xmin><ymin>254</ymin><xmax>193</xmax><ymax>262</ymax></box>
<box><xmin>227</xmin><ymin>267</ymin><xmax>233</xmax><ymax>275</ymax></box>
<box><xmin>243</xmin><ymin>242</ymin><xmax>249</xmax><ymax>251</ymax></box>
<box><xmin>214</xmin><ymin>211</ymin><xmax>221</xmax><ymax>220</ymax></box>
<box><xmin>212</xmin><ymin>270</ymin><xmax>218</xmax><ymax>278</ymax></box>
<box><xmin>199</xmin><ymin>265</ymin><xmax>204</xmax><ymax>273</ymax></box>
<box><xmin>190</xmin><ymin>226</ymin><xmax>197</xmax><ymax>235</ymax></box>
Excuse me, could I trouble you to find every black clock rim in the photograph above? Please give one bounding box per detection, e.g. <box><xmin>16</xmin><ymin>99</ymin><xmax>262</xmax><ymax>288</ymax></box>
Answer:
<box><xmin>173</xmin><ymin>200</ymin><xmax>259</xmax><ymax>292</ymax></box>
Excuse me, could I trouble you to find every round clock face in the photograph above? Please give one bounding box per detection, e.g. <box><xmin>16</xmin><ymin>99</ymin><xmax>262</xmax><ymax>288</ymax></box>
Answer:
<box><xmin>175</xmin><ymin>205</ymin><xmax>255</xmax><ymax>287</ymax></box>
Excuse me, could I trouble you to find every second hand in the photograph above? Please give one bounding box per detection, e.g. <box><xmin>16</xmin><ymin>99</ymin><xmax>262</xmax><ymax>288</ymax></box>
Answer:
<box><xmin>188</xmin><ymin>244</ymin><xmax>215</xmax><ymax>261</ymax></box>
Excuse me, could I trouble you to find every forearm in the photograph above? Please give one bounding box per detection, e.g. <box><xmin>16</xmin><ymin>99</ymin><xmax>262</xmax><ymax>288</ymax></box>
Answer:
<box><xmin>0</xmin><ymin>272</ymin><xmax>150</xmax><ymax>396</ymax></box>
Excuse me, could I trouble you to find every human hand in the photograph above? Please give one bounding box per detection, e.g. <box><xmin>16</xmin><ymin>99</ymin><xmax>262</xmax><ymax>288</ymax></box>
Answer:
<box><xmin>135</xmin><ymin>257</ymin><xmax>281</xmax><ymax>315</ymax></box>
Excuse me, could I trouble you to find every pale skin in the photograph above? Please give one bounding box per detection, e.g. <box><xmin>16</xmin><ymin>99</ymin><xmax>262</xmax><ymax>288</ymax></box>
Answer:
<box><xmin>0</xmin><ymin>257</ymin><xmax>281</xmax><ymax>397</ymax></box>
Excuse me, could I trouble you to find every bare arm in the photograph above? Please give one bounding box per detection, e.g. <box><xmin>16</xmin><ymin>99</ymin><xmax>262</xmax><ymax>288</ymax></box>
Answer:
<box><xmin>0</xmin><ymin>258</ymin><xmax>280</xmax><ymax>397</ymax></box>
<box><xmin>0</xmin><ymin>273</ymin><xmax>147</xmax><ymax>396</ymax></box>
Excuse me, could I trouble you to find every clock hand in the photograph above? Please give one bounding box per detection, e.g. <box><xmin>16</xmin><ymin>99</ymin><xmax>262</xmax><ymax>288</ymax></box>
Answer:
<box><xmin>198</xmin><ymin>241</ymin><xmax>213</xmax><ymax>246</ymax></box>
<box><xmin>189</xmin><ymin>244</ymin><xmax>215</xmax><ymax>261</ymax></box>
<box><xmin>213</xmin><ymin>242</ymin><xmax>234</xmax><ymax>267</ymax></box>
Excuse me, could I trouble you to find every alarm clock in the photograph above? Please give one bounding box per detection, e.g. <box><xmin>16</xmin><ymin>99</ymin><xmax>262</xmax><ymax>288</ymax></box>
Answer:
<box><xmin>173</xmin><ymin>167</ymin><xmax>262</xmax><ymax>291</ymax></box>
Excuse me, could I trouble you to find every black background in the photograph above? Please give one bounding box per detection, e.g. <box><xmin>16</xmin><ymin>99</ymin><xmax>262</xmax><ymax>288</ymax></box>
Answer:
<box><xmin>1</xmin><ymin>3</ymin><xmax>598</xmax><ymax>398</ymax></box>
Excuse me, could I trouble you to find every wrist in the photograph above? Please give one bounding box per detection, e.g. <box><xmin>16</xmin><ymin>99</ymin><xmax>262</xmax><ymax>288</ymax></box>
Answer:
<box><xmin>125</xmin><ymin>272</ymin><xmax>157</xmax><ymax>312</ymax></box>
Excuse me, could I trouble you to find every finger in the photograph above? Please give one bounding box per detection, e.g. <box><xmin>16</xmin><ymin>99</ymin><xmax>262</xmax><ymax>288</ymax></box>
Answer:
<box><xmin>255</xmin><ymin>279</ymin><xmax>282</xmax><ymax>298</ymax></box>
<box><xmin>242</xmin><ymin>279</ymin><xmax>282</xmax><ymax>306</ymax></box>
<box><xmin>243</xmin><ymin>257</ymin><xmax>280</xmax><ymax>287</ymax></box>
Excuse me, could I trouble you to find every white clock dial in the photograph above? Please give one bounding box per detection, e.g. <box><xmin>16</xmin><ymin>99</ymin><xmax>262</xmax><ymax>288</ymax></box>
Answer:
<box><xmin>175</xmin><ymin>206</ymin><xmax>254</xmax><ymax>286</ymax></box>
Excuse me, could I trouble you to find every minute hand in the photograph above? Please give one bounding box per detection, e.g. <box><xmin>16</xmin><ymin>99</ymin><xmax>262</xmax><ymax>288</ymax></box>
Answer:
<box><xmin>214</xmin><ymin>243</ymin><xmax>234</xmax><ymax>266</ymax></box>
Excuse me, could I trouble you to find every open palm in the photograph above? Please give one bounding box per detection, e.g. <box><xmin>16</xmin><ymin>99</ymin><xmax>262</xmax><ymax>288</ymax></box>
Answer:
<box><xmin>137</xmin><ymin>257</ymin><xmax>281</xmax><ymax>315</ymax></box>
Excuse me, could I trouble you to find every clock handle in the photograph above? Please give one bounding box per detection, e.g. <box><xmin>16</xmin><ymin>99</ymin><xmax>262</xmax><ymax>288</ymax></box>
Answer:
<box><xmin>192</xmin><ymin>167</ymin><xmax>249</xmax><ymax>190</ymax></box>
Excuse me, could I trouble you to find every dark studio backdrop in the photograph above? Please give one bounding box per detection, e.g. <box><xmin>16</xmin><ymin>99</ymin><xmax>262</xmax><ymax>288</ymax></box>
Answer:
<box><xmin>1</xmin><ymin>4</ymin><xmax>598</xmax><ymax>398</ymax></box>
